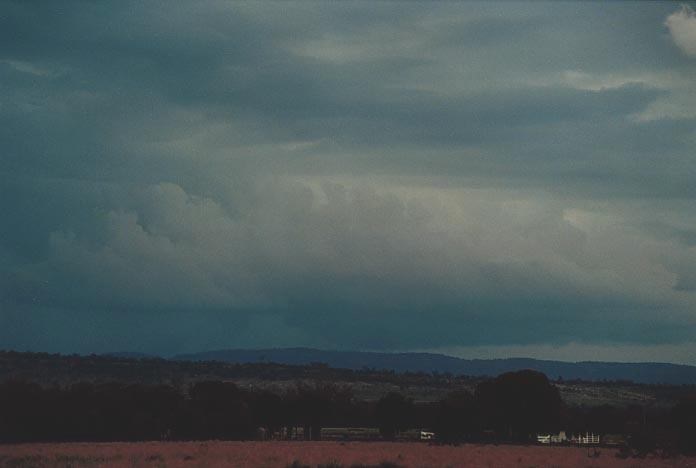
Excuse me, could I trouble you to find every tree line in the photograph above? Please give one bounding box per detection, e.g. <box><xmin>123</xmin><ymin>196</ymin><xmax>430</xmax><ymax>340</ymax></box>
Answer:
<box><xmin>1</xmin><ymin>370</ymin><xmax>695</xmax><ymax>455</ymax></box>
<box><xmin>0</xmin><ymin>350</ymin><xmax>475</xmax><ymax>389</ymax></box>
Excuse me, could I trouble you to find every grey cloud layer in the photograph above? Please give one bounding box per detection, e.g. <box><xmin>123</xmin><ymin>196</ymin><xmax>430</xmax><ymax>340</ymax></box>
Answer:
<box><xmin>1</xmin><ymin>1</ymin><xmax>696</xmax><ymax>358</ymax></box>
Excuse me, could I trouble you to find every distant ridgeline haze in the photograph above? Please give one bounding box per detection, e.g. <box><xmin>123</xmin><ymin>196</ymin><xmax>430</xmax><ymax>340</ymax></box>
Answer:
<box><xmin>174</xmin><ymin>348</ymin><xmax>696</xmax><ymax>385</ymax></box>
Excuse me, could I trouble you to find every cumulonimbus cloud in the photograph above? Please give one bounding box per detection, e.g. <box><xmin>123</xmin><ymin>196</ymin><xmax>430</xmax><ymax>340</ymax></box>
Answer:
<box><xmin>8</xmin><ymin>177</ymin><xmax>694</xmax><ymax>351</ymax></box>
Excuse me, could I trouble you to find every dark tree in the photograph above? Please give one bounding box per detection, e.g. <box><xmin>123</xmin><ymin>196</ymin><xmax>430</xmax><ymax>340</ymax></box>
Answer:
<box><xmin>188</xmin><ymin>381</ymin><xmax>255</xmax><ymax>440</ymax></box>
<box><xmin>674</xmin><ymin>395</ymin><xmax>696</xmax><ymax>455</ymax></box>
<box><xmin>252</xmin><ymin>390</ymin><xmax>286</xmax><ymax>437</ymax></box>
<box><xmin>375</xmin><ymin>392</ymin><xmax>413</xmax><ymax>440</ymax></box>
<box><xmin>475</xmin><ymin>370</ymin><xmax>563</xmax><ymax>441</ymax></box>
<box><xmin>289</xmin><ymin>382</ymin><xmax>353</xmax><ymax>440</ymax></box>
<box><xmin>434</xmin><ymin>390</ymin><xmax>477</xmax><ymax>443</ymax></box>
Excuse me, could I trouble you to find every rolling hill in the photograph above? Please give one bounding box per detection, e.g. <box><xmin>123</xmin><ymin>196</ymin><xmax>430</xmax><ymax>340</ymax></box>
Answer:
<box><xmin>174</xmin><ymin>347</ymin><xmax>696</xmax><ymax>385</ymax></box>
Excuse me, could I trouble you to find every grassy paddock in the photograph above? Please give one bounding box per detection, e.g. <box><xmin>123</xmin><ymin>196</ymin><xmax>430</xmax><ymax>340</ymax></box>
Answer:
<box><xmin>1</xmin><ymin>441</ymin><xmax>694</xmax><ymax>468</ymax></box>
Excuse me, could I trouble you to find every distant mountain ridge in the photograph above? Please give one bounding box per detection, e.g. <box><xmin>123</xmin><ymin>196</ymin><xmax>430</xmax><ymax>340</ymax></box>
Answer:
<box><xmin>173</xmin><ymin>347</ymin><xmax>696</xmax><ymax>385</ymax></box>
<box><xmin>101</xmin><ymin>352</ymin><xmax>156</xmax><ymax>359</ymax></box>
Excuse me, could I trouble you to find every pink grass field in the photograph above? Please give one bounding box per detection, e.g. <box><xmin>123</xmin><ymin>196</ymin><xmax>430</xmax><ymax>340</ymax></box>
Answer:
<box><xmin>1</xmin><ymin>441</ymin><xmax>695</xmax><ymax>468</ymax></box>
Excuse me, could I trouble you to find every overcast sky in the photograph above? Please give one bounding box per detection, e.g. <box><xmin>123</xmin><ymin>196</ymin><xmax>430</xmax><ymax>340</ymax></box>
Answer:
<box><xmin>2</xmin><ymin>1</ymin><xmax>696</xmax><ymax>363</ymax></box>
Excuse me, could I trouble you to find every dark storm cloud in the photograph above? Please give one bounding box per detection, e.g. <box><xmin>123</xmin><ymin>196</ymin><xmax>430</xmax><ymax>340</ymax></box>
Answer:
<box><xmin>2</xmin><ymin>1</ymin><xmax>696</xmax><ymax>360</ymax></box>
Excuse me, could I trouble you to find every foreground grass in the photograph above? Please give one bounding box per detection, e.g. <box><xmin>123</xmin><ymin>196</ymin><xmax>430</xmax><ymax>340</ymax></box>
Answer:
<box><xmin>1</xmin><ymin>441</ymin><xmax>695</xmax><ymax>468</ymax></box>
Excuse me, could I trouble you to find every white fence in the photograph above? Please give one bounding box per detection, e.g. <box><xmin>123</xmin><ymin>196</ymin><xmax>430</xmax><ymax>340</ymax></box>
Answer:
<box><xmin>537</xmin><ymin>431</ymin><xmax>599</xmax><ymax>445</ymax></box>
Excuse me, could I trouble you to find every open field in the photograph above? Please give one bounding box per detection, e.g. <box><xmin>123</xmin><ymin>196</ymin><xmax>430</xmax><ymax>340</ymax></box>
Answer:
<box><xmin>1</xmin><ymin>442</ymin><xmax>695</xmax><ymax>468</ymax></box>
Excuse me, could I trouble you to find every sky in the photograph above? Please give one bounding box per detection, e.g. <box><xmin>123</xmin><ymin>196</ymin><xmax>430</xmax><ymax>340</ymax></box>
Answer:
<box><xmin>2</xmin><ymin>1</ymin><xmax>696</xmax><ymax>363</ymax></box>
